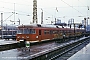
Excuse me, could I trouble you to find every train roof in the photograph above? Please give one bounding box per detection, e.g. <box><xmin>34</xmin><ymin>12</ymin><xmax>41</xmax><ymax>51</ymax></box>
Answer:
<box><xmin>18</xmin><ymin>24</ymin><xmax>63</xmax><ymax>28</ymax></box>
<box><xmin>18</xmin><ymin>24</ymin><xmax>85</xmax><ymax>30</ymax></box>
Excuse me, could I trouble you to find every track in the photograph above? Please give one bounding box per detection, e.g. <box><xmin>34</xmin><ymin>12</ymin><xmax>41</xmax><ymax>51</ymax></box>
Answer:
<box><xmin>53</xmin><ymin>38</ymin><xmax>90</xmax><ymax>60</ymax></box>
<box><xmin>30</xmin><ymin>37</ymin><xmax>90</xmax><ymax>60</ymax></box>
<box><xmin>0</xmin><ymin>37</ymin><xmax>90</xmax><ymax>60</ymax></box>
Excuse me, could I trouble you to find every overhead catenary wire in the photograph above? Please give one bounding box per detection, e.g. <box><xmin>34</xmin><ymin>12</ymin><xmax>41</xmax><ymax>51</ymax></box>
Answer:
<box><xmin>0</xmin><ymin>13</ymin><xmax>14</xmax><ymax>22</ymax></box>
<box><xmin>0</xmin><ymin>0</ymin><xmax>32</xmax><ymax>7</ymax></box>
<box><xmin>0</xmin><ymin>12</ymin><xmax>30</xmax><ymax>23</ymax></box>
<box><xmin>0</xmin><ymin>0</ymin><xmax>89</xmax><ymax>24</ymax></box>
<box><xmin>38</xmin><ymin>7</ymin><xmax>61</xmax><ymax>18</ymax></box>
<box><xmin>61</xmin><ymin>0</ymin><xmax>86</xmax><ymax>17</ymax></box>
<box><xmin>0</xmin><ymin>0</ymin><xmax>32</xmax><ymax>15</ymax></box>
<box><xmin>38</xmin><ymin>6</ymin><xmax>88</xmax><ymax>17</ymax></box>
<box><xmin>0</xmin><ymin>0</ymin><xmax>88</xmax><ymax>17</ymax></box>
<box><xmin>0</xmin><ymin>7</ymin><xmax>31</xmax><ymax>15</ymax></box>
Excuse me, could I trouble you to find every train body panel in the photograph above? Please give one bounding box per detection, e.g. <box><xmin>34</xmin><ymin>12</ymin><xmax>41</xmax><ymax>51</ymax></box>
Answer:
<box><xmin>16</xmin><ymin>24</ymin><xmax>85</xmax><ymax>42</ymax></box>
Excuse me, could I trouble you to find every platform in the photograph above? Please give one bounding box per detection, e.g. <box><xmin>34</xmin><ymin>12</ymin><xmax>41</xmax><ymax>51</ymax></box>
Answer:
<box><xmin>0</xmin><ymin>41</ymin><xmax>62</xmax><ymax>60</ymax></box>
<box><xmin>0</xmin><ymin>37</ymin><xmax>89</xmax><ymax>60</ymax></box>
<box><xmin>68</xmin><ymin>42</ymin><xmax>90</xmax><ymax>60</ymax></box>
<box><xmin>0</xmin><ymin>39</ymin><xmax>17</xmax><ymax>45</ymax></box>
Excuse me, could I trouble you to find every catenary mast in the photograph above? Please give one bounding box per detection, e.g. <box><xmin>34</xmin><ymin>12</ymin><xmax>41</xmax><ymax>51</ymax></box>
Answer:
<box><xmin>33</xmin><ymin>0</ymin><xmax>38</xmax><ymax>24</ymax></box>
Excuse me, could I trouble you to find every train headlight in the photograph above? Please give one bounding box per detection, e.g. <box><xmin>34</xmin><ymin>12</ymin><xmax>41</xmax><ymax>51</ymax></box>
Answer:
<box><xmin>22</xmin><ymin>36</ymin><xmax>24</xmax><ymax>38</ymax></box>
<box><xmin>26</xmin><ymin>36</ymin><xmax>29</xmax><ymax>38</ymax></box>
<box><xmin>36</xmin><ymin>36</ymin><xmax>38</xmax><ymax>38</ymax></box>
<box><xmin>17</xmin><ymin>36</ymin><xmax>20</xmax><ymax>38</ymax></box>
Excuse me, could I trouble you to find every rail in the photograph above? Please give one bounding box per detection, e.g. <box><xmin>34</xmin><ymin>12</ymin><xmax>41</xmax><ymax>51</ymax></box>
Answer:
<box><xmin>30</xmin><ymin>36</ymin><xmax>90</xmax><ymax>60</ymax></box>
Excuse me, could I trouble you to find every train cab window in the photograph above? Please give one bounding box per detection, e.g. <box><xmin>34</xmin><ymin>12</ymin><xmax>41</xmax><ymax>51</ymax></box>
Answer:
<box><xmin>18</xmin><ymin>29</ymin><xmax>23</xmax><ymax>34</ymax></box>
<box><xmin>18</xmin><ymin>28</ymin><xmax>36</xmax><ymax>34</ymax></box>
<box><xmin>24</xmin><ymin>28</ymin><xmax>30</xmax><ymax>34</ymax></box>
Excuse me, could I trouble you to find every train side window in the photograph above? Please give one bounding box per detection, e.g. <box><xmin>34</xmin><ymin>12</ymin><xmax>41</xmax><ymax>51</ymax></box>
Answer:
<box><xmin>50</xmin><ymin>30</ymin><xmax>52</xmax><ymax>34</ymax></box>
<box><xmin>39</xmin><ymin>30</ymin><xmax>41</xmax><ymax>35</ymax></box>
<box><xmin>30</xmin><ymin>29</ymin><xmax>36</xmax><ymax>34</ymax></box>
<box><xmin>44</xmin><ymin>30</ymin><xmax>50</xmax><ymax>34</ymax></box>
<box><xmin>44</xmin><ymin>30</ymin><xmax>46</xmax><ymax>34</ymax></box>
<box><xmin>31</xmin><ymin>29</ymin><xmax>36</xmax><ymax>34</ymax></box>
<box><xmin>53</xmin><ymin>30</ymin><xmax>57</xmax><ymax>34</ymax></box>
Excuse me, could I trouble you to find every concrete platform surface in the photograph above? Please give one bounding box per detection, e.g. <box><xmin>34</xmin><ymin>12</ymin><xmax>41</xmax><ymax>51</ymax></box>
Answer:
<box><xmin>0</xmin><ymin>39</ymin><xmax>17</xmax><ymax>45</ymax></box>
<box><xmin>68</xmin><ymin>42</ymin><xmax>90</xmax><ymax>60</ymax></box>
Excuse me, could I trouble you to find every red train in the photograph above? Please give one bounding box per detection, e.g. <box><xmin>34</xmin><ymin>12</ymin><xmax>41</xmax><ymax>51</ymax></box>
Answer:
<box><xmin>16</xmin><ymin>24</ymin><xmax>85</xmax><ymax>42</ymax></box>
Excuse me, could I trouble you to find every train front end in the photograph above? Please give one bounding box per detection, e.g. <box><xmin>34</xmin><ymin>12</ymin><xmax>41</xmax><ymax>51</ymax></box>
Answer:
<box><xmin>16</xmin><ymin>25</ymin><xmax>37</xmax><ymax>43</ymax></box>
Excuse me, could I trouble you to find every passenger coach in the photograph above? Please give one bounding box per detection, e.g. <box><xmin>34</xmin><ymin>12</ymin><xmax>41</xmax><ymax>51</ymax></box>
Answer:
<box><xmin>16</xmin><ymin>24</ymin><xmax>85</xmax><ymax>42</ymax></box>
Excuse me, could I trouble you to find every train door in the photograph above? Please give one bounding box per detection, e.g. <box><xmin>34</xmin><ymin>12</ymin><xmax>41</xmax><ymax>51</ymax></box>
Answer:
<box><xmin>39</xmin><ymin>30</ymin><xmax>42</xmax><ymax>41</ymax></box>
<box><xmin>39</xmin><ymin>30</ymin><xmax>41</xmax><ymax>35</ymax></box>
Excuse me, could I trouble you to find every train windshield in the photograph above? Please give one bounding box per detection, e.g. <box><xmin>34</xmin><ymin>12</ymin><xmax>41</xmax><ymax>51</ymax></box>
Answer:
<box><xmin>18</xmin><ymin>28</ymin><xmax>36</xmax><ymax>34</ymax></box>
